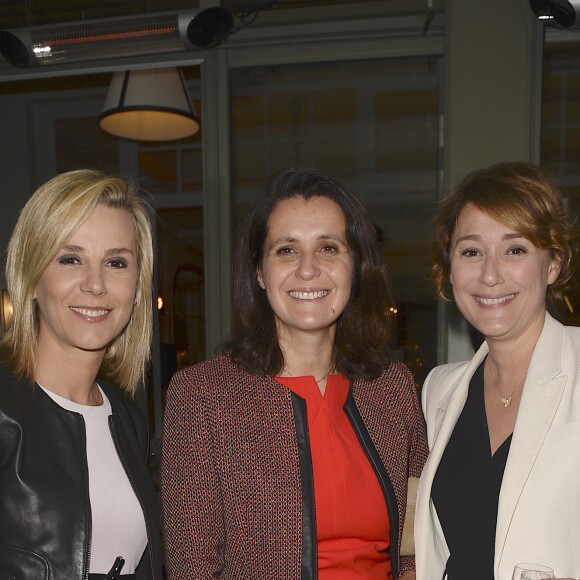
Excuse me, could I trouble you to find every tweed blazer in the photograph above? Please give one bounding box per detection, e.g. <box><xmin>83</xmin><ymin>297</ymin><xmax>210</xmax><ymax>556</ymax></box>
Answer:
<box><xmin>161</xmin><ymin>352</ymin><xmax>428</xmax><ymax>579</ymax></box>
<box><xmin>415</xmin><ymin>313</ymin><xmax>580</xmax><ymax>579</ymax></box>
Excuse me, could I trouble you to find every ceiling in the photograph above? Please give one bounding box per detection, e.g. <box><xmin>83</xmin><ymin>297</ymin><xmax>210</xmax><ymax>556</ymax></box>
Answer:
<box><xmin>0</xmin><ymin>0</ymin><xmax>395</xmax><ymax>29</ymax></box>
<box><xmin>0</xmin><ymin>0</ymin><xmax>440</xmax><ymax>82</ymax></box>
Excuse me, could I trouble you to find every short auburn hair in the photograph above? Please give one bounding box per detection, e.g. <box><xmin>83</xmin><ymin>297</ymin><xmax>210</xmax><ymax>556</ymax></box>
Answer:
<box><xmin>433</xmin><ymin>161</ymin><xmax>577</xmax><ymax>301</ymax></box>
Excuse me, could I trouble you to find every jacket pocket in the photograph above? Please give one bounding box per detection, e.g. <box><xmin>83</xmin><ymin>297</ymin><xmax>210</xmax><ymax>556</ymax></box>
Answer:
<box><xmin>0</xmin><ymin>543</ymin><xmax>49</xmax><ymax>580</ymax></box>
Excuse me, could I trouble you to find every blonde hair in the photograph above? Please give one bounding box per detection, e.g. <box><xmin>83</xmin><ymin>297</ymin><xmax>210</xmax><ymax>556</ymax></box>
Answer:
<box><xmin>2</xmin><ymin>169</ymin><xmax>153</xmax><ymax>395</ymax></box>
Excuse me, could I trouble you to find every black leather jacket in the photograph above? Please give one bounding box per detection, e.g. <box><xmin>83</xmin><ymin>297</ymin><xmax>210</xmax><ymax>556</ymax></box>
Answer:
<box><xmin>0</xmin><ymin>365</ymin><xmax>162</xmax><ymax>580</ymax></box>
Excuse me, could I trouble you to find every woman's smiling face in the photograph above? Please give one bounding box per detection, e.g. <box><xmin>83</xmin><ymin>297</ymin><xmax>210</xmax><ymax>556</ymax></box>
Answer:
<box><xmin>34</xmin><ymin>205</ymin><xmax>139</xmax><ymax>359</ymax></box>
<box><xmin>450</xmin><ymin>203</ymin><xmax>561</xmax><ymax>344</ymax></box>
<box><xmin>257</xmin><ymin>195</ymin><xmax>354</xmax><ymax>342</ymax></box>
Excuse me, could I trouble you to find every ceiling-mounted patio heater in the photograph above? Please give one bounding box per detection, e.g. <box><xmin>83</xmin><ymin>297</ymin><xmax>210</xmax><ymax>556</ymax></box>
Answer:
<box><xmin>0</xmin><ymin>7</ymin><xmax>234</xmax><ymax>68</ymax></box>
<box><xmin>530</xmin><ymin>0</ymin><xmax>580</xmax><ymax>27</ymax></box>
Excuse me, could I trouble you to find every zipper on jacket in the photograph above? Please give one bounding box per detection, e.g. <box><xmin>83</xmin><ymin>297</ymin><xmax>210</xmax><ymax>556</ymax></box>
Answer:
<box><xmin>344</xmin><ymin>391</ymin><xmax>401</xmax><ymax>580</ymax></box>
<box><xmin>291</xmin><ymin>393</ymin><xmax>317</xmax><ymax>580</ymax></box>
<box><xmin>79</xmin><ymin>416</ymin><xmax>92</xmax><ymax>580</ymax></box>
<box><xmin>108</xmin><ymin>415</ymin><xmax>157</xmax><ymax>579</ymax></box>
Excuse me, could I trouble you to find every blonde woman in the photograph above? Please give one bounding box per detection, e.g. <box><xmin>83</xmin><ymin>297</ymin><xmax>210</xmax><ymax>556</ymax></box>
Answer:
<box><xmin>0</xmin><ymin>170</ymin><xmax>161</xmax><ymax>580</ymax></box>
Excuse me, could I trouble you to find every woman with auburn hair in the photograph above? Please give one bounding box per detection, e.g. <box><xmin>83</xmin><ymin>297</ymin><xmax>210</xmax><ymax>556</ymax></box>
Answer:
<box><xmin>415</xmin><ymin>161</ymin><xmax>580</xmax><ymax>580</ymax></box>
<box><xmin>0</xmin><ymin>169</ymin><xmax>161</xmax><ymax>580</ymax></box>
<box><xmin>162</xmin><ymin>166</ymin><xmax>428</xmax><ymax>579</ymax></box>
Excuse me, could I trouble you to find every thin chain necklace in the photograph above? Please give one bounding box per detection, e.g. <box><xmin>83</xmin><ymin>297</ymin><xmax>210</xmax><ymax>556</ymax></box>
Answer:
<box><xmin>283</xmin><ymin>365</ymin><xmax>334</xmax><ymax>384</ymax></box>
<box><xmin>489</xmin><ymin>365</ymin><xmax>528</xmax><ymax>408</ymax></box>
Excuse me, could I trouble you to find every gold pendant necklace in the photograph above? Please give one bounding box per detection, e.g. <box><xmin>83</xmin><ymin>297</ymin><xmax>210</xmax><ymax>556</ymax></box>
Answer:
<box><xmin>283</xmin><ymin>365</ymin><xmax>334</xmax><ymax>384</ymax></box>
<box><xmin>490</xmin><ymin>367</ymin><xmax>528</xmax><ymax>408</ymax></box>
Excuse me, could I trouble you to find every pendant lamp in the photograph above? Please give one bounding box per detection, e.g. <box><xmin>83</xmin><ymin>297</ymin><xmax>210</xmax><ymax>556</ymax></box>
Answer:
<box><xmin>99</xmin><ymin>67</ymin><xmax>200</xmax><ymax>141</ymax></box>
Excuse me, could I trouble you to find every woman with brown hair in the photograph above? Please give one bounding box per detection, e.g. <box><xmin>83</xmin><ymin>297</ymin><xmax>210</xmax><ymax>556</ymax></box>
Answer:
<box><xmin>162</xmin><ymin>166</ymin><xmax>427</xmax><ymax>579</ymax></box>
<box><xmin>415</xmin><ymin>161</ymin><xmax>580</xmax><ymax>580</ymax></box>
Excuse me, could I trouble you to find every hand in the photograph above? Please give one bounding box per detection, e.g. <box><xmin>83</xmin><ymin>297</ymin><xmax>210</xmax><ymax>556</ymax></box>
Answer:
<box><xmin>399</xmin><ymin>573</ymin><xmax>416</xmax><ymax>580</ymax></box>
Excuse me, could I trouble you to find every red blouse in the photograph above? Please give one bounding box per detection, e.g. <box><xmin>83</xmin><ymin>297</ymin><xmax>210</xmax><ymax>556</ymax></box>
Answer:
<box><xmin>276</xmin><ymin>374</ymin><xmax>392</xmax><ymax>580</ymax></box>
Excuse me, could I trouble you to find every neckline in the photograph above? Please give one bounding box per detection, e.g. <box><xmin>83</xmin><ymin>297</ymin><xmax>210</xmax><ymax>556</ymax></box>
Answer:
<box><xmin>276</xmin><ymin>373</ymin><xmax>348</xmax><ymax>399</ymax></box>
<box><xmin>38</xmin><ymin>383</ymin><xmax>109</xmax><ymax>413</ymax></box>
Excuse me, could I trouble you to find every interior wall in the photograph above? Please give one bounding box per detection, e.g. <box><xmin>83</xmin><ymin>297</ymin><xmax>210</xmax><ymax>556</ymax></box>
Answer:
<box><xmin>0</xmin><ymin>0</ymin><xmax>548</xmax><ymax>361</ymax></box>
<box><xmin>441</xmin><ymin>0</ymin><xmax>544</xmax><ymax>363</ymax></box>
<box><xmin>0</xmin><ymin>94</ymin><xmax>33</xmax><ymax>289</ymax></box>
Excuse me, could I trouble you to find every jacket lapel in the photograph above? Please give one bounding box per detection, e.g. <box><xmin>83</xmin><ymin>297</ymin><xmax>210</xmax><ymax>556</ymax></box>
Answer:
<box><xmin>430</xmin><ymin>344</ymin><xmax>489</xmax><ymax>462</ymax></box>
<box><xmin>494</xmin><ymin>313</ymin><xmax>567</xmax><ymax>572</ymax></box>
<box><xmin>415</xmin><ymin>343</ymin><xmax>489</xmax><ymax>569</ymax></box>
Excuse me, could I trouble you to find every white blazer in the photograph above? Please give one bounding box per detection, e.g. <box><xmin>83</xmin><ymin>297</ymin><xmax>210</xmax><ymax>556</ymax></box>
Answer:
<box><xmin>415</xmin><ymin>313</ymin><xmax>580</xmax><ymax>580</ymax></box>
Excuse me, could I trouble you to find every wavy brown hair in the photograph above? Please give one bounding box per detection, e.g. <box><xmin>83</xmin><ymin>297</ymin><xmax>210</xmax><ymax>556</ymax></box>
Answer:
<box><xmin>433</xmin><ymin>161</ymin><xmax>577</xmax><ymax>302</ymax></box>
<box><xmin>224</xmin><ymin>166</ymin><xmax>395</xmax><ymax>380</ymax></box>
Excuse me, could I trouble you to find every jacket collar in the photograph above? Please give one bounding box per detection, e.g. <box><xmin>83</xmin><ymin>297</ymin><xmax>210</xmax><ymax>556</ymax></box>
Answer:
<box><xmin>434</xmin><ymin>312</ymin><xmax>564</xmax><ymax>432</ymax></box>
<box><xmin>494</xmin><ymin>312</ymin><xmax>567</xmax><ymax>571</ymax></box>
<box><xmin>436</xmin><ymin>342</ymin><xmax>489</xmax><ymax>417</ymax></box>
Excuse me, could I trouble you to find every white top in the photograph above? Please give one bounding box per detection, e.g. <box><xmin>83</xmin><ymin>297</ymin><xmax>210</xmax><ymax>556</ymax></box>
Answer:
<box><xmin>40</xmin><ymin>384</ymin><xmax>148</xmax><ymax>574</ymax></box>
